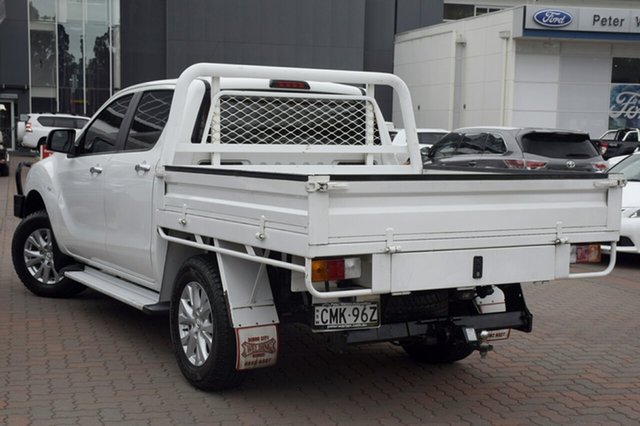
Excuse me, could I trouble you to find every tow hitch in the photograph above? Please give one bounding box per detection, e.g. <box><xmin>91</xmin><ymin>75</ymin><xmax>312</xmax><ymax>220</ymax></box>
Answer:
<box><xmin>463</xmin><ymin>328</ymin><xmax>494</xmax><ymax>358</ymax></box>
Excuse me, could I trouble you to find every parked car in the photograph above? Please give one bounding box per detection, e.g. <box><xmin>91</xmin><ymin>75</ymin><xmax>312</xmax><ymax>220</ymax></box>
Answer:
<box><xmin>607</xmin><ymin>152</ymin><xmax>639</xmax><ymax>169</ymax></box>
<box><xmin>592</xmin><ymin>128</ymin><xmax>640</xmax><ymax>160</ymax></box>
<box><xmin>424</xmin><ymin>126</ymin><xmax>607</xmax><ymax>172</ymax></box>
<box><xmin>391</xmin><ymin>128</ymin><xmax>448</xmax><ymax>164</ymax></box>
<box><xmin>391</xmin><ymin>128</ymin><xmax>449</xmax><ymax>148</ymax></box>
<box><xmin>603</xmin><ymin>154</ymin><xmax>640</xmax><ymax>255</ymax></box>
<box><xmin>21</xmin><ymin>113</ymin><xmax>90</xmax><ymax>149</ymax></box>
<box><xmin>0</xmin><ymin>133</ymin><xmax>9</xmax><ymax>176</ymax></box>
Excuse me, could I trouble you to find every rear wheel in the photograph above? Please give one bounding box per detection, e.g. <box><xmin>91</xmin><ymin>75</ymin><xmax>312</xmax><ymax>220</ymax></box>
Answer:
<box><xmin>11</xmin><ymin>210</ymin><xmax>84</xmax><ymax>297</ymax></box>
<box><xmin>170</xmin><ymin>255</ymin><xmax>243</xmax><ymax>391</ymax></box>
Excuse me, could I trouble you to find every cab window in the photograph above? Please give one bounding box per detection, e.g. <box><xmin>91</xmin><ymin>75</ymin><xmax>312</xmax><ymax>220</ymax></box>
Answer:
<box><xmin>76</xmin><ymin>95</ymin><xmax>133</xmax><ymax>155</ymax></box>
<box><xmin>124</xmin><ymin>90</ymin><xmax>174</xmax><ymax>151</ymax></box>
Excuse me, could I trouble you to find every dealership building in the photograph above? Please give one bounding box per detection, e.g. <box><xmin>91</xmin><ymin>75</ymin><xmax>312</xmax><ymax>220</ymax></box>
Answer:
<box><xmin>0</xmin><ymin>0</ymin><xmax>442</xmax><ymax>151</ymax></box>
<box><xmin>394</xmin><ymin>3</ymin><xmax>640</xmax><ymax>138</ymax></box>
<box><xmin>3</xmin><ymin>1</ymin><xmax>640</xmax><ymax>150</ymax></box>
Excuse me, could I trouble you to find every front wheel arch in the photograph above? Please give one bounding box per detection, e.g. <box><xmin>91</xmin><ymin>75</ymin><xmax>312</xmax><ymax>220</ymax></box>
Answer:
<box><xmin>23</xmin><ymin>190</ymin><xmax>46</xmax><ymax>218</ymax></box>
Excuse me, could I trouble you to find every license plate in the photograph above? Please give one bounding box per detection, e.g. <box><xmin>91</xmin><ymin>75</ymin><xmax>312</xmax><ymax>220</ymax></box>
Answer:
<box><xmin>314</xmin><ymin>302</ymin><xmax>379</xmax><ymax>330</ymax></box>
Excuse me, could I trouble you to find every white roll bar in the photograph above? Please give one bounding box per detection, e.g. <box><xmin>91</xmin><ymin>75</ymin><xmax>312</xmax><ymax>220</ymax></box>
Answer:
<box><xmin>159</xmin><ymin>63</ymin><xmax>421</xmax><ymax>173</ymax></box>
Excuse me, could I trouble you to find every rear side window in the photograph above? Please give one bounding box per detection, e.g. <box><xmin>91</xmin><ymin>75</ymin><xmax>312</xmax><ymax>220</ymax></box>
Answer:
<box><xmin>75</xmin><ymin>118</ymin><xmax>89</xmax><ymax>129</ymax></box>
<box><xmin>484</xmin><ymin>133</ymin><xmax>507</xmax><ymax>154</ymax></box>
<box><xmin>456</xmin><ymin>133</ymin><xmax>486</xmax><ymax>154</ymax></box>
<box><xmin>418</xmin><ymin>132</ymin><xmax>446</xmax><ymax>145</ymax></box>
<box><xmin>37</xmin><ymin>117</ymin><xmax>55</xmax><ymax>127</ymax></box>
<box><xmin>54</xmin><ymin>117</ymin><xmax>76</xmax><ymax>128</ymax></box>
<box><xmin>124</xmin><ymin>90</ymin><xmax>174</xmax><ymax>151</ymax></box>
<box><xmin>520</xmin><ymin>132</ymin><xmax>599</xmax><ymax>159</ymax></box>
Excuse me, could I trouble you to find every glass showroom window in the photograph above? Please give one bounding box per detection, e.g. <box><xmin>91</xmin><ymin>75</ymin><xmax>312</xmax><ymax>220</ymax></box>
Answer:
<box><xmin>29</xmin><ymin>0</ymin><xmax>57</xmax><ymax>112</ymax></box>
<box><xmin>610</xmin><ymin>58</ymin><xmax>640</xmax><ymax>129</ymax></box>
<box><xmin>28</xmin><ymin>0</ymin><xmax>120</xmax><ymax>116</ymax></box>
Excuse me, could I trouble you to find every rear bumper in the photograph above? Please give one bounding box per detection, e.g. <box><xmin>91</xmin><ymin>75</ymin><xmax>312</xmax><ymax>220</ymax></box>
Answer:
<box><xmin>342</xmin><ymin>310</ymin><xmax>533</xmax><ymax>345</ymax></box>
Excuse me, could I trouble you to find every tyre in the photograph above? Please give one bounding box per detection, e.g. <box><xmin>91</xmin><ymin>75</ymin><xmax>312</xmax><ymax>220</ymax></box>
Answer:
<box><xmin>170</xmin><ymin>255</ymin><xmax>243</xmax><ymax>391</ymax></box>
<box><xmin>0</xmin><ymin>163</ymin><xmax>8</xmax><ymax>177</ymax></box>
<box><xmin>402</xmin><ymin>340</ymin><xmax>474</xmax><ymax>364</ymax></box>
<box><xmin>11</xmin><ymin>210</ymin><xmax>85</xmax><ymax>297</ymax></box>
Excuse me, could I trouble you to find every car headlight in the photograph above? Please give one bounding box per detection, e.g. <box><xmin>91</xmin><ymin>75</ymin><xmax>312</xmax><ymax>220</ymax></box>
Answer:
<box><xmin>629</xmin><ymin>209</ymin><xmax>640</xmax><ymax>218</ymax></box>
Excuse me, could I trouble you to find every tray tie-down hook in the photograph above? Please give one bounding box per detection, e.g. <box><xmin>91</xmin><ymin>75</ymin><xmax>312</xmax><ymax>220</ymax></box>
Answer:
<box><xmin>256</xmin><ymin>215</ymin><xmax>267</xmax><ymax>241</ymax></box>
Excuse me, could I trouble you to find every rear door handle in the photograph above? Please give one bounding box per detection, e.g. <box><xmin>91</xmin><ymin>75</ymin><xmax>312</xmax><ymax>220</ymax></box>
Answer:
<box><xmin>135</xmin><ymin>163</ymin><xmax>152</xmax><ymax>173</ymax></box>
<box><xmin>467</xmin><ymin>161</ymin><xmax>477</xmax><ymax>166</ymax></box>
<box><xmin>89</xmin><ymin>166</ymin><xmax>103</xmax><ymax>175</ymax></box>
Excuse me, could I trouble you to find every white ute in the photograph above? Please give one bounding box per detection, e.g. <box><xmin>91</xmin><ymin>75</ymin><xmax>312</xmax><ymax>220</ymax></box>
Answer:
<box><xmin>12</xmin><ymin>63</ymin><xmax>623</xmax><ymax>390</ymax></box>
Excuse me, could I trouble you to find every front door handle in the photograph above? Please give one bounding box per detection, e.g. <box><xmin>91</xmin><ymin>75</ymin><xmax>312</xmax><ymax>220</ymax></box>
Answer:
<box><xmin>89</xmin><ymin>166</ymin><xmax>103</xmax><ymax>175</ymax></box>
<box><xmin>467</xmin><ymin>161</ymin><xmax>477</xmax><ymax>167</ymax></box>
<box><xmin>135</xmin><ymin>163</ymin><xmax>152</xmax><ymax>172</ymax></box>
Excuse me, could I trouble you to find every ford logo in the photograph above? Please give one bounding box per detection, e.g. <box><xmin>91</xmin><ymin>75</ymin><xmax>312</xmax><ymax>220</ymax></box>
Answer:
<box><xmin>533</xmin><ymin>9</ymin><xmax>573</xmax><ymax>28</ymax></box>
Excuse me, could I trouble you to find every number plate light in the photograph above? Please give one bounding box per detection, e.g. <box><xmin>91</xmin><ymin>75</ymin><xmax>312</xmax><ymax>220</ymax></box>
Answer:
<box><xmin>311</xmin><ymin>257</ymin><xmax>361</xmax><ymax>282</ymax></box>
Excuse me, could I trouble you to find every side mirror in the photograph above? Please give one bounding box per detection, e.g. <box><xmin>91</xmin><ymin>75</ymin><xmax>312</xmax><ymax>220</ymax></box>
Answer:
<box><xmin>46</xmin><ymin>129</ymin><xmax>76</xmax><ymax>155</ymax></box>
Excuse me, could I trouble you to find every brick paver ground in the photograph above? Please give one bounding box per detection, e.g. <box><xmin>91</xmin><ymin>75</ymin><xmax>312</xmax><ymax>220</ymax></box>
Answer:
<box><xmin>1</xmin><ymin>155</ymin><xmax>640</xmax><ymax>425</ymax></box>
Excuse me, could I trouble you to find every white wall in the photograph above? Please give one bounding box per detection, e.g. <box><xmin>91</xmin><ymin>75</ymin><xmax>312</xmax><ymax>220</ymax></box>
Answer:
<box><xmin>395</xmin><ymin>5</ymin><xmax>640</xmax><ymax>136</ymax></box>
<box><xmin>556</xmin><ymin>42</ymin><xmax>612</xmax><ymax>136</ymax></box>
<box><xmin>511</xmin><ymin>39</ymin><xmax>561</xmax><ymax>129</ymax></box>
<box><xmin>394</xmin><ymin>8</ymin><xmax>516</xmax><ymax>130</ymax></box>
<box><xmin>455</xmin><ymin>10</ymin><xmax>514</xmax><ymax>128</ymax></box>
<box><xmin>512</xmin><ymin>40</ymin><xmax>640</xmax><ymax>137</ymax></box>
<box><xmin>393</xmin><ymin>30</ymin><xmax>456</xmax><ymax>129</ymax></box>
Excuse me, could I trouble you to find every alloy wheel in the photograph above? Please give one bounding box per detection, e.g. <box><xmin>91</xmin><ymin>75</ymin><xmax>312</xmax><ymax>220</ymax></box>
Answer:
<box><xmin>23</xmin><ymin>228</ymin><xmax>62</xmax><ymax>286</ymax></box>
<box><xmin>178</xmin><ymin>281</ymin><xmax>214</xmax><ymax>367</ymax></box>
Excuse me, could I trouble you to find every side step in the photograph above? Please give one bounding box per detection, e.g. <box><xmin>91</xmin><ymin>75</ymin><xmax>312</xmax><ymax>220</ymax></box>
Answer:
<box><xmin>65</xmin><ymin>267</ymin><xmax>161</xmax><ymax>311</ymax></box>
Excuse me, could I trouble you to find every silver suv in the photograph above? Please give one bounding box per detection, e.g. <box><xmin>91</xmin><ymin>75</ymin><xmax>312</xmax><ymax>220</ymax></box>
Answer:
<box><xmin>424</xmin><ymin>127</ymin><xmax>607</xmax><ymax>172</ymax></box>
<box><xmin>21</xmin><ymin>113</ymin><xmax>90</xmax><ymax>149</ymax></box>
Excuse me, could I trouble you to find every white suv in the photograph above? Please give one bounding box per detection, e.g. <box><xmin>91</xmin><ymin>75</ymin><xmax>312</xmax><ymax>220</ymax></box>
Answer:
<box><xmin>21</xmin><ymin>113</ymin><xmax>90</xmax><ymax>149</ymax></box>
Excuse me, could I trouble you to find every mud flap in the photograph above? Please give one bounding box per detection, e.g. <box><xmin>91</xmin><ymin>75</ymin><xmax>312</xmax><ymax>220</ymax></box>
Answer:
<box><xmin>214</xmin><ymin>239</ymin><xmax>280</xmax><ymax>329</ymax></box>
<box><xmin>235</xmin><ymin>325</ymin><xmax>279</xmax><ymax>370</ymax></box>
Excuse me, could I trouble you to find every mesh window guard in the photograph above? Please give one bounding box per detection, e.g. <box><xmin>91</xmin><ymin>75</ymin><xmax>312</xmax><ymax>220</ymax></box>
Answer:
<box><xmin>214</xmin><ymin>95</ymin><xmax>381</xmax><ymax>146</ymax></box>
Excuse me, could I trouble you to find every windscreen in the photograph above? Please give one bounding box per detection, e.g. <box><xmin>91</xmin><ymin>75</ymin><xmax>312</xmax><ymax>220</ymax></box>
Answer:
<box><xmin>609</xmin><ymin>155</ymin><xmax>640</xmax><ymax>180</ymax></box>
<box><xmin>520</xmin><ymin>132</ymin><xmax>599</xmax><ymax>159</ymax></box>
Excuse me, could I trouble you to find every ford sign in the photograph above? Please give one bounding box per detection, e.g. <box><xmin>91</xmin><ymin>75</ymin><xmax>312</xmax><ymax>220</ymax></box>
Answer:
<box><xmin>533</xmin><ymin>9</ymin><xmax>573</xmax><ymax>28</ymax></box>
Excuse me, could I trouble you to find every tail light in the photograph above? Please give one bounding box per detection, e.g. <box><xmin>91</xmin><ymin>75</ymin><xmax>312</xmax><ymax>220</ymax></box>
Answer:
<box><xmin>598</xmin><ymin>142</ymin><xmax>608</xmax><ymax>155</ymax></box>
<box><xmin>503</xmin><ymin>159</ymin><xmax>547</xmax><ymax>170</ymax></box>
<box><xmin>25</xmin><ymin>121</ymin><xmax>32</xmax><ymax>133</ymax></box>
<box><xmin>40</xmin><ymin>144</ymin><xmax>53</xmax><ymax>160</ymax></box>
<box><xmin>311</xmin><ymin>258</ymin><xmax>362</xmax><ymax>282</ymax></box>
<box><xmin>591</xmin><ymin>162</ymin><xmax>608</xmax><ymax>172</ymax></box>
